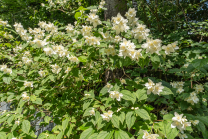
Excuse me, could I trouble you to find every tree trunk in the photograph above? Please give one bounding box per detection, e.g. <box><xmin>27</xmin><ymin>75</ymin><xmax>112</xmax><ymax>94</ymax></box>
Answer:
<box><xmin>104</xmin><ymin>0</ymin><xmax>128</xmax><ymax>20</ymax></box>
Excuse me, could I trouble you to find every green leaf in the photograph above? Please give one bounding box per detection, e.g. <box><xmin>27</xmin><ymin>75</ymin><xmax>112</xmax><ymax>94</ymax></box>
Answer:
<box><xmin>100</xmin><ymin>87</ymin><xmax>109</xmax><ymax>95</ymax></box>
<box><xmin>0</xmin><ymin>132</ymin><xmax>6</xmax><ymax>139</ymax></box>
<box><xmin>78</xmin><ymin>56</ymin><xmax>88</xmax><ymax>62</ymax></box>
<box><xmin>83</xmin><ymin>100</ymin><xmax>93</xmax><ymax>110</ymax></box>
<box><xmin>119</xmin><ymin>112</ymin><xmax>125</xmax><ymax>124</ymax></box>
<box><xmin>48</xmin><ymin>75</ymin><xmax>55</xmax><ymax>82</ymax></box>
<box><xmin>114</xmin><ymin>130</ymin><xmax>130</xmax><ymax>139</ymax></box>
<box><xmin>66</xmin><ymin>124</ymin><xmax>75</xmax><ymax>137</ymax></box>
<box><xmin>135</xmin><ymin>88</ymin><xmax>147</xmax><ymax>101</ymax></box>
<box><xmin>44</xmin><ymin>116</ymin><xmax>51</xmax><ymax>124</ymax></box>
<box><xmin>62</xmin><ymin>117</ymin><xmax>69</xmax><ymax>131</ymax></box>
<box><xmin>80</xmin><ymin>128</ymin><xmax>94</xmax><ymax>139</ymax></box>
<box><xmin>3</xmin><ymin>77</ymin><xmax>12</xmax><ymax>84</ymax></box>
<box><xmin>30</xmin><ymin>95</ymin><xmax>36</xmax><ymax>102</ymax></box>
<box><xmin>56</xmin><ymin>132</ymin><xmax>63</xmax><ymax>139</ymax></box>
<box><xmin>111</xmin><ymin>115</ymin><xmax>120</xmax><ymax>128</ymax></box>
<box><xmin>7</xmin><ymin>115</ymin><xmax>15</xmax><ymax>125</ymax></box>
<box><xmin>88</xmin><ymin>133</ymin><xmax>98</xmax><ymax>139</ymax></box>
<box><xmin>160</xmin><ymin>87</ymin><xmax>173</xmax><ymax>95</ymax></box>
<box><xmin>196</xmin><ymin>116</ymin><xmax>208</xmax><ymax>126</ymax></box>
<box><xmin>97</xmin><ymin>131</ymin><xmax>114</xmax><ymax>139</ymax></box>
<box><xmin>151</xmin><ymin>54</ymin><xmax>160</xmax><ymax>63</ymax></box>
<box><xmin>75</xmin><ymin>12</ymin><xmax>82</xmax><ymax>20</ymax></box>
<box><xmin>197</xmin><ymin>122</ymin><xmax>206</xmax><ymax>134</ymax></box>
<box><xmin>126</xmin><ymin>111</ymin><xmax>136</xmax><ymax>130</ymax></box>
<box><xmin>22</xmin><ymin>120</ymin><xmax>30</xmax><ymax>134</ymax></box>
<box><xmin>33</xmin><ymin>98</ymin><xmax>42</xmax><ymax>105</ymax></box>
<box><xmin>135</xmin><ymin>109</ymin><xmax>150</xmax><ymax>120</ymax></box>
<box><xmin>121</xmin><ymin>90</ymin><xmax>136</xmax><ymax>104</ymax></box>
<box><xmin>192</xmin><ymin>58</ymin><xmax>208</xmax><ymax>69</ymax></box>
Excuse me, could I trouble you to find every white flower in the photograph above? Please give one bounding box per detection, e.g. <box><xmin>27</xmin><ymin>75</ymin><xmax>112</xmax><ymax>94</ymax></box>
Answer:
<box><xmin>162</xmin><ymin>44</ymin><xmax>174</xmax><ymax>55</ymax></box>
<box><xmin>51</xmin><ymin>64</ymin><xmax>62</xmax><ymax>74</ymax></box>
<box><xmin>65</xmin><ymin>67</ymin><xmax>71</xmax><ymax>74</ymax></box>
<box><xmin>101</xmin><ymin>110</ymin><xmax>113</xmax><ymax>122</ymax></box>
<box><xmin>176</xmin><ymin>87</ymin><xmax>184</xmax><ymax>94</ymax></box>
<box><xmin>191</xmin><ymin>120</ymin><xmax>199</xmax><ymax>126</ymax></box>
<box><xmin>141</xmin><ymin>39</ymin><xmax>162</xmax><ymax>55</ymax></box>
<box><xmin>43</xmin><ymin>47</ymin><xmax>55</xmax><ymax>56</ymax></box>
<box><xmin>117</xmin><ymin>108</ymin><xmax>122</xmax><ymax>112</ymax></box>
<box><xmin>171</xmin><ymin>41</ymin><xmax>179</xmax><ymax>50</ymax></box>
<box><xmin>66</xmin><ymin>24</ymin><xmax>74</xmax><ymax>33</ymax></box>
<box><xmin>38</xmin><ymin>70</ymin><xmax>46</xmax><ymax>77</ymax></box>
<box><xmin>160</xmin><ymin>109</ymin><xmax>168</xmax><ymax>115</ymax></box>
<box><xmin>22</xmin><ymin>92</ymin><xmax>30</xmax><ymax>101</ymax></box>
<box><xmin>109</xmin><ymin>91</ymin><xmax>123</xmax><ymax>101</ymax></box>
<box><xmin>202</xmin><ymin>98</ymin><xmax>207</xmax><ymax>103</ymax></box>
<box><xmin>15</xmin><ymin>120</ymin><xmax>20</xmax><ymax>125</ymax></box>
<box><xmin>105</xmin><ymin>83</ymin><xmax>113</xmax><ymax>92</ymax></box>
<box><xmin>24</xmin><ymin>81</ymin><xmax>33</xmax><ymax>88</ymax></box>
<box><xmin>120</xmin><ymin>79</ymin><xmax>126</xmax><ymax>84</ymax></box>
<box><xmin>145</xmin><ymin>78</ymin><xmax>155</xmax><ymax>89</ymax></box>
<box><xmin>194</xmin><ymin>84</ymin><xmax>204</xmax><ymax>93</ymax></box>
<box><xmin>85</xmin><ymin>94</ymin><xmax>91</xmax><ymax>97</ymax></box>
<box><xmin>68</xmin><ymin>56</ymin><xmax>79</xmax><ymax>63</ymax></box>
<box><xmin>89</xmin><ymin>108</ymin><xmax>95</xmax><ymax>116</ymax></box>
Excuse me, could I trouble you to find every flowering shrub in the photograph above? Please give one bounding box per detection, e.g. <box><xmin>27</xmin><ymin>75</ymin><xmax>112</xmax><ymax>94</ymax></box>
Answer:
<box><xmin>0</xmin><ymin>1</ymin><xmax>208</xmax><ymax>139</ymax></box>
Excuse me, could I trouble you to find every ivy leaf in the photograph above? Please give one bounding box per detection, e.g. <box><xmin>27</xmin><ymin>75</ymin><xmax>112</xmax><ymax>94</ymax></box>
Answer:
<box><xmin>22</xmin><ymin>120</ymin><xmax>30</xmax><ymax>134</ymax></box>
<box><xmin>135</xmin><ymin>88</ymin><xmax>147</xmax><ymax>101</ymax></box>
<box><xmin>111</xmin><ymin>115</ymin><xmax>120</xmax><ymax>128</ymax></box>
<box><xmin>135</xmin><ymin>109</ymin><xmax>150</xmax><ymax>120</ymax></box>
<box><xmin>80</xmin><ymin>128</ymin><xmax>94</xmax><ymax>139</ymax></box>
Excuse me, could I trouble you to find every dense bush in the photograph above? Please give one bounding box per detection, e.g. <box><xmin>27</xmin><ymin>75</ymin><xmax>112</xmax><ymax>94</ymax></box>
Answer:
<box><xmin>0</xmin><ymin>1</ymin><xmax>208</xmax><ymax>139</ymax></box>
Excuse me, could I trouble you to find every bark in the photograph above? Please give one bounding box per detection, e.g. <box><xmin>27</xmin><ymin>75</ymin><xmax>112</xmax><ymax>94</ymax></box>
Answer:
<box><xmin>104</xmin><ymin>0</ymin><xmax>128</xmax><ymax>20</ymax></box>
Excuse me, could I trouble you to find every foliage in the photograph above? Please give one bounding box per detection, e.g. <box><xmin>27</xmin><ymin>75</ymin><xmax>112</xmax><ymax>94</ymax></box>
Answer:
<box><xmin>0</xmin><ymin>0</ymin><xmax>208</xmax><ymax>139</ymax></box>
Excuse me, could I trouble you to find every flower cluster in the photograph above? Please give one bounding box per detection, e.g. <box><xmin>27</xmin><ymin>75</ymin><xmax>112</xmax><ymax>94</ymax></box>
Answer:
<box><xmin>81</xmin><ymin>25</ymin><xmax>92</xmax><ymax>36</ymax></box>
<box><xmin>145</xmin><ymin>79</ymin><xmax>164</xmax><ymax>95</ymax></box>
<box><xmin>38</xmin><ymin>21</ymin><xmax>58</xmax><ymax>34</ymax></box>
<box><xmin>104</xmin><ymin>45</ymin><xmax>116</xmax><ymax>56</ymax></box>
<box><xmin>66</xmin><ymin>24</ymin><xmax>74</xmax><ymax>33</ymax></box>
<box><xmin>171</xmin><ymin>112</ymin><xmax>191</xmax><ymax>133</ymax></box>
<box><xmin>98</xmin><ymin>0</ymin><xmax>105</xmax><ymax>9</ymax></box>
<box><xmin>132</xmin><ymin>23</ymin><xmax>150</xmax><ymax>43</ymax></box>
<box><xmin>22</xmin><ymin>92</ymin><xmax>30</xmax><ymax>101</ymax></box>
<box><xmin>67</xmin><ymin>56</ymin><xmax>79</xmax><ymax>63</ymax></box>
<box><xmin>24</xmin><ymin>81</ymin><xmax>33</xmax><ymax>88</ymax></box>
<box><xmin>142</xmin><ymin>130</ymin><xmax>159</xmax><ymax>139</ymax></box>
<box><xmin>28</xmin><ymin>27</ymin><xmax>45</xmax><ymax>40</ymax></box>
<box><xmin>125</xmin><ymin>8</ymin><xmax>138</xmax><ymax>25</ymax></box>
<box><xmin>118</xmin><ymin>38</ymin><xmax>142</xmax><ymax>60</ymax></box>
<box><xmin>14</xmin><ymin>23</ymin><xmax>32</xmax><ymax>42</ymax></box>
<box><xmin>52</xmin><ymin>44</ymin><xmax>69</xmax><ymax>57</ymax></box>
<box><xmin>109</xmin><ymin>91</ymin><xmax>123</xmax><ymax>101</ymax></box>
<box><xmin>112</xmin><ymin>13</ymin><xmax>129</xmax><ymax>34</ymax></box>
<box><xmin>38</xmin><ymin>70</ymin><xmax>46</xmax><ymax>77</ymax></box>
<box><xmin>162</xmin><ymin>41</ymin><xmax>179</xmax><ymax>55</ymax></box>
<box><xmin>3</xmin><ymin>32</ymin><xmax>13</xmax><ymax>39</ymax></box>
<box><xmin>101</xmin><ymin>110</ymin><xmax>113</xmax><ymax>122</ymax></box>
<box><xmin>185</xmin><ymin>92</ymin><xmax>199</xmax><ymax>105</ymax></box>
<box><xmin>189</xmin><ymin>120</ymin><xmax>199</xmax><ymax>126</ymax></box>
<box><xmin>160</xmin><ymin>109</ymin><xmax>168</xmax><ymax>115</ymax></box>
<box><xmin>177</xmin><ymin>133</ymin><xmax>188</xmax><ymax>139</ymax></box>
<box><xmin>0</xmin><ymin>19</ymin><xmax>9</xmax><ymax>26</ymax></box>
<box><xmin>84</xmin><ymin>36</ymin><xmax>101</xmax><ymax>46</ymax></box>
<box><xmin>0</xmin><ymin>65</ymin><xmax>12</xmax><ymax>74</ymax></box>
<box><xmin>141</xmin><ymin>38</ymin><xmax>162</xmax><ymax>55</ymax></box>
<box><xmin>194</xmin><ymin>84</ymin><xmax>204</xmax><ymax>93</ymax></box>
<box><xmin>86</xmin><ymin>9</ymin><xmax>101</xmax><ymax>27</ymax></box>
<box><xmin>51</xmin><ymin>64</ymin><xmax>62</xmax><ymax>74</ymax></box>
<box><xmin>170</xmin><ymin>81</ymin><xmax>184</xmax><ymax>94</ymax></box>
<box><xmin>22</xmin><ymin>57</ymin><xmax>33</xmax><ymax>66</ymax></box>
